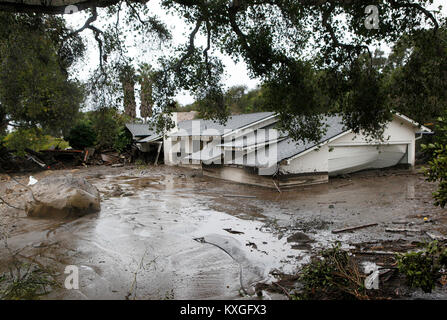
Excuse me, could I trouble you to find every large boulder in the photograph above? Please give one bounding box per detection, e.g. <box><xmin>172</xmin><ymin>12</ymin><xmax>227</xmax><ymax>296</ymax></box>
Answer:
<box><xmin>25</xmin><ymin>175</ymin><xmax>101</xmax><ymax>218</ymax></box>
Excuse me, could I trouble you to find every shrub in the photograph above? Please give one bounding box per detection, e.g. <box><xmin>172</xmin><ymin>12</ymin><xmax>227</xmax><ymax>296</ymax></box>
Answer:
<box><xmin>113</xmin><ymin>126</ymin><xmax>132</xmax><ymax>153</ymax></box>
<box><xmin>422</xmin><ymin>116</ymin><xmax>447</xmax><ymax>207</ymax></box>
<box><xmin>396</xmin><ymin>241</ymin><xmax>447</xmax><ymax>293</ymax></box>
<box><xmin>296</xmin><ymin>243</ymin><xmax>367</xmax><ymax>300</ymax></box>
<box><xmin>65</xmin><ymin>123</ymin><xmax>97</xmax><ymax>150</ymax></box>
<box><xmin>3</xmin><ymin>128</ymin><xmax>49</xmax><ymax>156</ymax></box>
<box><xmin>0</xmin><ymin>262</ymin><xmax>59</xmax><ymax>300</ymax></box>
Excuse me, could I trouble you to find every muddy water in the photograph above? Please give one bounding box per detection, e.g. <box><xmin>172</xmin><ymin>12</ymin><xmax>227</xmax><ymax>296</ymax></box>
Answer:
<box><xmin>1</xmin><ymin>166</ymin><xmax>446</xmax><ymax>299</ymax></box>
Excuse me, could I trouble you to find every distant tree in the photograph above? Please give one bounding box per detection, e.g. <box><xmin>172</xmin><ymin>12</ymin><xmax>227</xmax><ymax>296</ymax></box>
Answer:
<box><xmin>0</xmin><ymin>1</ymin><xmax>444</xmax><ymax>143</ymax></box>
<box><xmin>138</xmin><ymin>64</ymin><xmax>154</xmax><ymax>122</ymax></box>
<box><xmin>383</xmin><ymin>27</ymin><xmax>447</xmax><ymax>125</ymax></box>
<box><xmin>73</xmin><ymin>108</ymin><xmax>134</xmax><ymax>151</ymax></box>
<box><xmin>181</xmin><ymin>85</ymin><xmax>268</xmax><ymax>116</ymax></box>
<box><xmin>119</xmin><ymin>64</ymin><xmax>137</xmax><ymax>119</ymax></box>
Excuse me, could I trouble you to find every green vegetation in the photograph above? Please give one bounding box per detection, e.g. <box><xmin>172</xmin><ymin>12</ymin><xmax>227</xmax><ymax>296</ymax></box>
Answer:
<box><xmin>2</xmin><ymin>107</ymin><xmax>134</xmax><ymax>157</ymax></box>
<box><xmin>2</xmin><ymin>2</ymin><xmax>446</xmax><ymax>152</ymax></box>
<box><xmin>422</xmin><ymin>116</ymin><xmax>447</xmax><ymax>207</ymax></box>
<box><xmin>181</xmin><ymin>85</ymin><xmax>267</xmax><ymax>116</ymax></box>
<box><xmin>3</xmin><ymin>128</ymin><xmax>69</xmax><ymax>156</ymax></box>
<box><xmin>0</xmin><ymin>12</ymin><xmax>85</xmax><ymax>156</ymax></box>
<box><xmin>65</xmin><ymin>123</ymin><xmax>97</xmax><ymax>150</ymax></box>
<box><xmin>0</xmin><ymin>262</ymin><xmax>60</xmax><ymax>300</ymax></box>
<box><xmin>396</xmin><ymin>241</ymin><xmax>447</xmax><ymax>293</ymax></box>
<box><xmin>294</xmin><ymin>243</ymin><xmax>367</xmax><ymax>300</ymax></box>
<box><xmin>113</xmin><ymin>126</ymin><xmax>133</xmax><ymax>153</ymax></box>
<box><xmin>63</xmin><ymin>108</ymin><xmax>134</xmax><ymax>152</ymax></box>
<box><xmin>3</xmin><ymin>1</ymin><xmax>441</xmax><ymax>145</ymax></box>
<box><xmin>0</xmin><ymin>12</ymin><xmax>85</xmax><ymax>136</ymax></box>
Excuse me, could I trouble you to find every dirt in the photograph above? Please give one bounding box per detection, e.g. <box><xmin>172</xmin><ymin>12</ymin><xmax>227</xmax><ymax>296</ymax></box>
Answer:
<box><xmin>1</xmin><ymin>165</ymin><xmax>447</xmax><ymax>300</ymax></box>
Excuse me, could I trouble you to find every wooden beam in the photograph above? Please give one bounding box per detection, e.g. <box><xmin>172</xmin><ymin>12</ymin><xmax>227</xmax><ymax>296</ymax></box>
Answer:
<box><xmin>154</xmin><ymin>142</ymin><xmax>162</xmax><ymax>166</ymax></box>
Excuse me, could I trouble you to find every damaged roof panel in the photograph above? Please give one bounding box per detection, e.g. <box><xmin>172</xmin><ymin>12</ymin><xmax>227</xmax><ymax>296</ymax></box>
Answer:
<box><xmin>171</xmin><ymin>112</ymin><xmax>275</xmax><ymax>137</ymax></box>
<box><xmin>125</xmin><ymin>123</ymin><xmax>157</xmax><ymax>138</ymax></box>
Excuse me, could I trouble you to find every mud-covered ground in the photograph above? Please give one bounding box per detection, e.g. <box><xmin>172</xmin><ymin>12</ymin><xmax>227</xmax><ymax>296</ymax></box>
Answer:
<box><xmin>1</xmin><ymin>165</ymin><xmax>446</xmax><ymax>299</ymax></box>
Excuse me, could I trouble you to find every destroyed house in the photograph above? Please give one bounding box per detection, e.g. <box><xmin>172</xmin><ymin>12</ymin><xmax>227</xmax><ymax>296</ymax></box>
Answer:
<box><xmin>163</xmin><ymin>112</ymin><xmax>432</xmax><ymax>189</ymax></box>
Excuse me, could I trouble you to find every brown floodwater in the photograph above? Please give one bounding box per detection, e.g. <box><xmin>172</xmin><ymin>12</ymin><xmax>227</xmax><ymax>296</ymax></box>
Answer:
<box><xmin>0</xmin><ymin>165</ymin><xmax>446</xmax><ymax>299</ymax></box>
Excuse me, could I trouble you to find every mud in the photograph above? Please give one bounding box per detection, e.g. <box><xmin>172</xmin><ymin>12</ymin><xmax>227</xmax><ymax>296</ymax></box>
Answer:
<box><xmin>1</xmin><ymin>165</ymin><xmax>446</xmax><ymax>299</ymax></box>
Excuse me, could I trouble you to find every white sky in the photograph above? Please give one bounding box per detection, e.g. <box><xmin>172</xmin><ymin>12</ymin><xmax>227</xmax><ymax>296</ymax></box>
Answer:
<box><xmin>65</xmin><ymin>0</ymin><xmax>446</xmax><ymax>107</ymax></box>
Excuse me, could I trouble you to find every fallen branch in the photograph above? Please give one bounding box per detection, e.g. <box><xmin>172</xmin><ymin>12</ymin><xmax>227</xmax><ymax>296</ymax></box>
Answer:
<box><xmin>272</xmin><ymin>180</ymin><xmax>281</xmax><ymax>193</ymax></box>
<box><xmin>223</xmin><ymin>228</ymin><xmax>244</xmax><ymax>235</ymax></box>
<box><xmin>385</xmin><ymin>228</ymin><xmax>422</xmax><ymax>233</ymax></box>
<box><xmin>425</xmin><ymin>231</ymin><xmax>447</xmax><ymax>241</ymax></box>
<box><xmin>222</xmin><ymin>194</ymin><xmax>256</xmax><ymax>199</ymax></box>
<box><xmin>335</xmin><ymin>183</ymin><xmax>353</xmax><ymax>189</ymax></box>
<box><xmin>318</xmin><ymin>201</ymin><xmax>347</xmax><ymax>205</ymax></box>
<box><xmin>273</xmin><ymin>282</ymin><xmax>291</xmax><ymax>299</ymax></box>
<box><xmin>351</xmin><ymin>250</ymin><xmax>398</xmax><ymax>256</ymax></box>
<box><xmin>332</xmin><ymin>223</ymin><xmax>378</xmax><ymax>234</ymax></box>
<box><xmin>0</xmin><ymin>196</ymin><xmax>24</xmax><ymax>211</ymax></box>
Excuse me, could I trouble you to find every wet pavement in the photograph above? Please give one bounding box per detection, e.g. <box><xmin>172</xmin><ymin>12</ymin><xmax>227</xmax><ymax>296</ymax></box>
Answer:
<box><xmin>0</xmin><ymin>165</ymin><xmax>446</xmax><ymax>299</ymax></box>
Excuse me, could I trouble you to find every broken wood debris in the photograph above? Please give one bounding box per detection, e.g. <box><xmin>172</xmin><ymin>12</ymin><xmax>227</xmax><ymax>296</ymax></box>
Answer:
<box><xmin>317</xmin><ymin>201</ymin><xmax>347</xmax><ymax>205</ymax></box>
<box><xmin>223</xmin><ymin>228</ymin><xmax>245</xmax><ymax>235</ymax></box>
<box><xmin>351</xmin><ymin>250</ymin><xmax>398</xmax><ymax>256</ymax></box>
<box><xmin>222</xmin><ymin>194</ymin><xmax>257</xmax><ymax>199</ymax></box>
<box><xmin>334</xmin><ymin>182</ymin><xmax>353</xmax><ymax>189</ymax></box>
<box><xmin>332</xmin><ymin>223</ymin><xmax>378</xmax><ymax>234</ymax></box>
<box><xmin>101</xmin><ymin>153</ymin><xmax>120</xmax><ymax>164</ymax></box>
<box><xmin>426</xmin><ymin>231</ymin><xmax>447</xmax><ymax>241</ymax></box>
<box><xmin>385</xmin><ymin>228</ymin><xmax>422</xmax><ymax>233</ymax></box>
<box><xmin>272</xmin><ymin>179</ymin><xmax>281</xmax><ymax>193</ymax></box>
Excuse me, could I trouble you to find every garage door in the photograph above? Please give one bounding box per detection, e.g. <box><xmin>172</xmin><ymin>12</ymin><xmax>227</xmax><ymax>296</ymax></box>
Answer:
<box><xmin>328</xmin><ymin>144</ymin><xmax>408</xmax><ymax>176</ymax></box>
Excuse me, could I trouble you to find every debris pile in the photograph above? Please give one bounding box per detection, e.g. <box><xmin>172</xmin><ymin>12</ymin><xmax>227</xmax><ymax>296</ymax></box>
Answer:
<box><xmin>0</xmin><ymin>145</ymin><xmax>135</xmax><ymax>173</ymax></box>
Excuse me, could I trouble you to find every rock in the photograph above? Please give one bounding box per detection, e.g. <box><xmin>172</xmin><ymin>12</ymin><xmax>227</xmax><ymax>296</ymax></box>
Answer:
<box><xmin>109</xmin><ymin>185</ymin><xmax>124</xmax><ymax>197</ymax></box>
<box><xmin>25</xmin><ymin>175</ymin><xmax>100</xmax><ymax>218</ymax></box>
<box><xmin>286</xmin><ymin>232</ymin><xmax>311</xmax><ymax>243</ymax></box>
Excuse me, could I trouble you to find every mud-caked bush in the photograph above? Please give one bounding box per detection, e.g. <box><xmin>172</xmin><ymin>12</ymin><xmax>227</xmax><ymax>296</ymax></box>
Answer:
<box><xmin>295</xmin><ymin>243</ymin><xmax>367</xmax><ymax>300</ymax></box>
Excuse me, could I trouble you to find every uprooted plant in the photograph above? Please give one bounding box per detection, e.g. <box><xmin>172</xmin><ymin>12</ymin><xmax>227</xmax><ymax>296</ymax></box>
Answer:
<box><xmin>0</xmin><ymin>230</ymin><xmax>60</xmax><ymax>300</ymax></box>
<box><xmin>293</xmin><ymin>243</ymin><xmax>368</xmax><ymax>300</ymax></box>
<box><xmin>396</xmin><ymin>241</ymin><xmax>447</xmax><ymax>293</ymax></box>
<box><xmin>0</xmin><ymin>261</ymin><xmax>60</xmax><ymax>300</ymax></box>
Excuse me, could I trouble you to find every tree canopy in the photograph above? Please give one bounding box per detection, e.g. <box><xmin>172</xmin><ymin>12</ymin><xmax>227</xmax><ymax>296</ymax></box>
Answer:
<box><xmin>0</xmin><ymin>12</ymin><xmax>85</xmax><ymax>136</ymax></box>
<box><xmin>1</xmin><ymin>0</ymin><xmax>446</xmax><ymax>143</ymax></box>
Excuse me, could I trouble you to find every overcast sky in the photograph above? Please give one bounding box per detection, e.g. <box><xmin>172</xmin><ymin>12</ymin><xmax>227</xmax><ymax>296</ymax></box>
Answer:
<box><xmin>65</xmin><ymin>0</ymin><xmax>446</xmax><ymax>107</ymax></box>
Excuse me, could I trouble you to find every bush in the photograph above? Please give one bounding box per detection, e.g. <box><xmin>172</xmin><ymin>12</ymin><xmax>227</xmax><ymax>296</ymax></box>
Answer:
<box><xmin>422</xmin><ymin>116</ymin><xmax>447</xmax><ymax>207</ymax></box>
<box><xmin>0</xmin><ymin>261</ymin><xmax>59</xmax><ymax>300</ymax></box>
<box><xmin>65</xmin><ymin>123</ymin><xmax>97</xmax><ymax>150</ymax></box>
<box><xmin>113</xmin><ymin>126</ymin><xmax>132</xmax><ymax>153</ymax></box>
<box><xmin>295</xmin><ymin>243</ymin><xmax>367</xmax><ymax>300</ymax></box>
<box><xmin>3</xmin><ymin>128</ymin><xmax>49</xmax><ymax>156</ymax></box>
<box><xmin>86</xmin><ymin>108</ymin><xmax>134</xmax><ymax>151</ymax></box>
<box><xmin>396</xmin><ymin>241</ymin><xmax>447</xmax><ymax>293</ymax></box>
